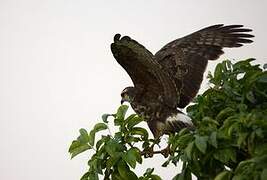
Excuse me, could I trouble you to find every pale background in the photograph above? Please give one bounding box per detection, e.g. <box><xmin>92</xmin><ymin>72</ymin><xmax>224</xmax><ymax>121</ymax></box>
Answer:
<box><xmin>0</xmin><ymin>0</ymin><xmax>266</xmax><ymax>179</ymax></box>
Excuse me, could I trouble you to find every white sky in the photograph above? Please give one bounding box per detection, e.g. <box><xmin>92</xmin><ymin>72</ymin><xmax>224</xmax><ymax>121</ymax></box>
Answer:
<box><xmin>0</xmin><ymin>0</ymin><xmax>266</xmax><ymax>179</ymax></box>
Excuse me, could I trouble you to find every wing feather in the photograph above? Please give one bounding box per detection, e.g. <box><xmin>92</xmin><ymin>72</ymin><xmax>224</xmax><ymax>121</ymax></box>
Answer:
<box><xmin>155</xmin><ymin>24</ymin><xmax>254</xmax><ymax>108</ymax></box>
<box><xmin>111</xmin><ymin>34</ymin><xmax>178</xmax><ymax>107</ymax></box>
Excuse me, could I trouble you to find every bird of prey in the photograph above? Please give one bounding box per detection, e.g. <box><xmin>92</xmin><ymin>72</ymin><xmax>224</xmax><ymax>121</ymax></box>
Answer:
<box><xmin>111</xmin><ymin>24</ymin><xmax>253</xmax><ymax>138</ymax></box>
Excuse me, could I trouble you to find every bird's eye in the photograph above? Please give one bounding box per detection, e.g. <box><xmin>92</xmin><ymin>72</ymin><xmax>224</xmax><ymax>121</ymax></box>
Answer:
<box><xmin>121</xmin><ymin>92</ymin><xmax>125</xmax><ymax>97</ymax></box>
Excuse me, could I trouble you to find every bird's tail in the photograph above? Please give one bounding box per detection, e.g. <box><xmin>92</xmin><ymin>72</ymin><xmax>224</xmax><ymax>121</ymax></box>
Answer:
<box><xmin>148</xmin><ymin>112</ymin><xmax>195</xmax><ymax>138</ymax></box>
<box><xmin>165</xmin><ymin>112</ymin><xmax>195</xmax><ymax>134</ymax></box>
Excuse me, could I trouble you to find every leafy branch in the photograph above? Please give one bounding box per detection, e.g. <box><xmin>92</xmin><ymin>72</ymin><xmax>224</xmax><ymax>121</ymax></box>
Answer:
<box><xmin>69</xmin><ymin>59</ymin><xmax>267</xmax><ymax>180</ymax></box>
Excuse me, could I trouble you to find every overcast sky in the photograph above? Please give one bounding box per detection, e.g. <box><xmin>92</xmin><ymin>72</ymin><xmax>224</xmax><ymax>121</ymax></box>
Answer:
<box><xmin>0</xmin><ymin>0</ymin><xmax>266</xmax><ymax>179</ymax></box>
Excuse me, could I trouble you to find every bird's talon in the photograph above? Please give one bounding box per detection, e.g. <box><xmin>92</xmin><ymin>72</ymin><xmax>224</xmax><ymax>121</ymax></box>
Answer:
<box><xmin>161</xmin><ymin>146</ymin><xmax>170</xmax><ymax>158</ymax></box>
<box><xmin>144</xmin><ymin>145</ymin><xmax>154</xmax><ymax>158</ymax></box>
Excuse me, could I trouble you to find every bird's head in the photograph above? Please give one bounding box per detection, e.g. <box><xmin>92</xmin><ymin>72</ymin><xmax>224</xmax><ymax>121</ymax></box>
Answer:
<box><xmin>120</xmin><ymin>86</ymin><xmax>137</xmax><ymax>104</ymax></box>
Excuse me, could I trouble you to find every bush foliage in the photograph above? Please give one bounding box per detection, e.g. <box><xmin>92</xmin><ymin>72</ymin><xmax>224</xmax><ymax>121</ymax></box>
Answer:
<box><xmin>69</xmin><ymin>59</ymin><xmax>267</xmax><ymax>180</ymax></box>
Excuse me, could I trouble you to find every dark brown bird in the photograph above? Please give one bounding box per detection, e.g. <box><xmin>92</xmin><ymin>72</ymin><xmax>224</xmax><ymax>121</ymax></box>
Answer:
<box><xmin>111</xmin><ymin>24</ymin><xmax>254</xmax><ymax>138</ymax></box>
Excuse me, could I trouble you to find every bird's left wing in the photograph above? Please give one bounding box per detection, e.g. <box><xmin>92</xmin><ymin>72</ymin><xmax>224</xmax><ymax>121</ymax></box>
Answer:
<box><xmin>111</xmin><ymin>34</ymin><xmax>178</xmax><ymax>107</ymax></box>
<box><xmin>155</xmin><ymin>24</ymin><xmax>254</xmax><ymax>108</ymax></box>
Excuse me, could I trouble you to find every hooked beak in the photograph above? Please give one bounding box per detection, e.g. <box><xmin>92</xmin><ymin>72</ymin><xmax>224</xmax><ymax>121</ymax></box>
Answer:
<box><xmin>120</xmin><ymin>99</ymin><xmax>125</xmax><ymax>105</ymax></box>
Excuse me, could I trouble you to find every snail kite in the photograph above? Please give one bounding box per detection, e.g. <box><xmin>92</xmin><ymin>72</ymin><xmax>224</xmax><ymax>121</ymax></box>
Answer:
<box><xmin>111</xmin><ymin>24</ymin><xmax>253</xmax><ymax>138</ymax></box>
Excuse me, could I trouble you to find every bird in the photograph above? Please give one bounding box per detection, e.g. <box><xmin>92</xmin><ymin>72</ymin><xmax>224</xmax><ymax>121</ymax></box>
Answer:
<box><xmin>111</xmin><ymin>24</ymin><xmax>254</xmax><ymax>139</ymax></box>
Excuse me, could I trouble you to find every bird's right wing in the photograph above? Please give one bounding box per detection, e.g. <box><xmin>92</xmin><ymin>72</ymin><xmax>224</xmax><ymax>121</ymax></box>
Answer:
<box><xmin>111</xmin><ymin>34</ymin><xmax>178</xmax><ymax>108</ymax></box>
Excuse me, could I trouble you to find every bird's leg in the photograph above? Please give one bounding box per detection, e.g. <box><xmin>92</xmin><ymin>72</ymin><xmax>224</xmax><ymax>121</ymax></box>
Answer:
<box><xmin>143</xmin><ymin>138</ymin><xmax>160</xmax><ymax>158</ymax></box>
<box><xmin>143</xmin><ymin>142</ymin><xmax>171</xmax><ymax>158</ymax></box>
<box><xmin>144</xmin><ymin>144</ymin><xmax>154</xmax><ymax>158</ymax></box>
<box><xmin>160</xmin><ymin>144</ymin><xmax>170</xmax><ymax>158</ymax></box>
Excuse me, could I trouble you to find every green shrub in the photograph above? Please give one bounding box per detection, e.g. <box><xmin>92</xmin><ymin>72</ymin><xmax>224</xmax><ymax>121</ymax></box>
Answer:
<box><xmin>69</xmin><ymin>59</ymin><xmax>267</xmax><ymax>180</ymax></box>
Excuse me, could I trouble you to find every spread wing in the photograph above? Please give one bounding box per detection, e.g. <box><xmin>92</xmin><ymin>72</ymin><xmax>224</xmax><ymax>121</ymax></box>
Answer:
<box><xmin>155</xmin><ymin>24</ymin><xmax>254</xmax><ymax>108</ymax></box>
<box><xmin>111</xmin><ymin>34</ymin><xmax>178</xmax><ymax>107</ymax></box>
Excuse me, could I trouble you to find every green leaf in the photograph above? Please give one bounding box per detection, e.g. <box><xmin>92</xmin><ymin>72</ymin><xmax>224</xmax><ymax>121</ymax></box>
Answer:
<box><xmin>213</xmin><ymin>63</ymin><xmax>223</xmax><ymax>85</ymax></box>
<box><xmin>69</xmin><ymin>140</ymin><xmax>91</xmax><ymax>159</ymax></box>
<box><xmin>261</xmin><ymin>169</ymin><xmax>267</xmax><ymax>180</ymax></box>
<box><xmin>233</xmin><ymin>58</ymin><xmax>255</xmax><ymax>72</ymax></box>
<box><xmin>122</xmin><ymin>151</ymin><xmax>136</xmax><ymax>169</ymax></box>
<box><xmin>114</xmin><ymin>132</ymin><xmax>123</xmax><ymax>142</ymax></box>
<box><xmin>194</xmin><ymin>135</ymin><xmax>208</xmax><ymax>153</ymax></box>
<box><xmin>184</xmin><ymin>141</ymin><xmax>194</xmax><ymax>160</ymax></box>
<box><xmin>126</xmin><ymin>115</ymin><xmax>143</xmax><ymax>129</ymax></box>
<box><xmin>150</xmin><ymin>175</ymin><xmax>162</xmax><ymax>180</ymax></box>
<box><xmin>111</xmin><ymin>170</ymin><xmax>123</xmax><ymax>180</ymax></box>
<box><xmin>172</xmin><ymin>173</ymin><xmax>182</xmax><ymax>180</ymax></box>
<box><xmin>122</xmin><ymin>147</ymin><xmax>142</xmax><ymax>168</ymax></box>
<box><xmin>237</xmin><ymin>132</ymin><xmax>248</xmax><ymax>147</ymax></box>
<box><xmin>162</xmin><ymin>158</ymin><xmax>171</xmax><ymax>167</ymax></box>
<box><xmin>96</xmin><ymin>135</ymin><xmax>109</xmax><ymax>150</ymax></box>
<box><xmin>257</xmin><ymin>72</ymin><xmax>267</xmax><ymax>83</ymax></box>
<box><xmin>88</xmin><ymin>123</ymin><xmax>108</xmax><ymax>146</ymax></box>
<box><xmin>144</xmin><ymin>168</ymin><xmax>154</xmax><ymax>176</ymax></box>
<box><xmin>106</xmin><ymin>156</ymin><xmax>120</xmax><ymax>171</ymax></box>
<box><xmin>89</xmin><ymin>130</ymin><xmax>96</xmax><ymax>146</ymax></box>
<box><xmin>254</xmin><ymin>143</ymin><xmax>267</xmax><ymax>156</ymax></box>
<box><xmin>105</xmin><ymin>139</ymin><xmax>125</xmax><ymax>157</ymax></box>
<box><xmin>178</xmin><ymin>128</ymin><xmax>190</xmax><ymax>136</ymax></box>
<box><xmin>130</xmin><ymin>127</ymin><xmax>149</xmax><ymax>140</ymax></box>
<box><xmin>227</xmin><ymin>122</ymin><xmax>240</xmax><ymax>137</ymax></box>
<box><xmin>213</xmin><ymin>148</ymin><xmax>236</xmax><ymax>163</ymax></box>
<box><xmin>87</xmin><ymin>172</ymin><xmax>99</xmax><ymax>180</ymax></box>
<box><xmin>133</xmin><ymin>147</ymin><xmax>142</xmax><ymax>164</ymax></box>
<box><xmin>183</xmin><ymin>166</ymin><xmax>192</xmax><ymax>180</ymax></box>
<box><xmin>175</xmin><ymin>133</ymin><xmax>193</xmax><ymax>149</ymax></box>
<box><xmin>246</xmin><ymin>91</ymin><xmax>256</xmax><ymax>103</ymax></box>
<box><xmin>237</xmin><ymin>104</ymin><xmax>247</xmax><ymax>112</ymax></box>
<box><xmin>102</xmin><ymin>113</ymin><xmax>113</xmax><ymax>123</ymax></box>
<box><xmin>116</xmin><ymin>105</ymin><xmax>129</xmax><ymax>120</ymax></box>
<box><xmin>92</xmin><ymin>171</ymin><xmax>100</xmax><ymax>180</ymax></box>
<box><xmin>172</xmin><ymin>163</ymin><xmax>191</xmax><ymax>180</ymax></box>
<box><xmin>80</xmin><ymin>172</ymin><xmax>90</xmax><ymax>180</ymax></box>
<box><xmin>216</xmin><ymin>107</ymin><xmax>235</xmax><ymax>122</ymax></box>
<box><xmin>209</xmin><ymin>132</ymin><xmax>218</xmax><ymax>148</ymax></box>
<box><xmin>117</xmin><ymin>160</ymin><xmax>138</xmax><ymax>180</ymax></box>
<box><xmin>214</xmin><ymin>171</ymin><xmax>232</xmax><ymax>180</ymax></box>
<box><xmin>78</xmin><ymin>128</ymin><xmax>90</xmax><ymax>144</ymax></box>
<box><xmin>125</xmin><ymin>136</ymin><xmax>141</xmax><ymax>143</ymax></box>
<box><xmin>234</xmin><ymin>159</ymin><xmax>254</xmax><ymax>175</ymax></box>
<box><xmin>202</xmin><ymin>117</ymin><xmax>219</xmax><ymax>126</ymax></box>
<box><xmin>89</xmin><ymin>158</ymin><xmax>103</xmax><ymax>175</ymax></box>
<box><xmin>124</xmin><ymin>114</ymin><xmax>136</xmax><ymax>123</ymax></box>
<box><xmin>93</xmin><ymin>123</ymin><xmax>108</xmax><ymax>132</ymax></box>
